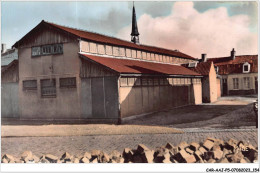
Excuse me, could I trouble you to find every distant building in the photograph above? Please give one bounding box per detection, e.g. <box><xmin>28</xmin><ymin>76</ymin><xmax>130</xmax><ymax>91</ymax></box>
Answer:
<box><xmin>183</xmin><ymin>54</ymin><xmax>220</xmax><ymax>103</ymax></box>
<box><xmin>1</xmin><ymin>43</ymin><xmax>18</xmax><ymax>72</ymax></box>
<box><xmin>207</xmin><ymin>49</ymin><xmax>258</xmax><ymax>96</ymax></box>
<box><xmin>1</xmin><ymin>44</ymin><xmax>19</xmax><ymax>118</ymax></box>
<box><xmin>2</xmin><ymin>6</ymin><xmax>204</xmax><ymax>122</ymax></box>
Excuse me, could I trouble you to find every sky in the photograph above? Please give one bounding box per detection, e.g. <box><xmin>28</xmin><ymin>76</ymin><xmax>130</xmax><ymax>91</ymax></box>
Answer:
<box><xmin>1</xmin><ymin>1</ymin><xmax>258</xmax><ymax>59</ymax></box>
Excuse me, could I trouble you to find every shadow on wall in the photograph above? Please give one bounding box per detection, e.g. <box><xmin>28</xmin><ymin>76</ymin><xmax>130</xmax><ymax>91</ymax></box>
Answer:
<box><xmin>119</xmin><ymin>73</ymin><xmax>196</xmax><ymax>119</ymax></box>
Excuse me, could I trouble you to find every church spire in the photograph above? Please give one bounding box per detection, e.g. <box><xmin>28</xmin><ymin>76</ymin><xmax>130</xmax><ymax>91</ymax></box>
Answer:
<box><xmin>131</xmin><ymin>2</ymin><xmax>139</xmax><ymax>44</ymax></box>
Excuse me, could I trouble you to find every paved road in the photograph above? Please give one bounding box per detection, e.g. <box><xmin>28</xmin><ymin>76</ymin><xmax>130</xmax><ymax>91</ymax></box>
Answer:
<box><xmin>2</xmin><ymin>128</ymin><xmax>257</xmax><ymax>158</ymax></box>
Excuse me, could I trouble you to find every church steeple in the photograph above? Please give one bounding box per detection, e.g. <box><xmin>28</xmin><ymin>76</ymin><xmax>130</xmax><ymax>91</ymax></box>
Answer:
<box><xmin>131</xmin><ymin>2</ymin><xmax>139</xmax><ymax>44</ymax></box>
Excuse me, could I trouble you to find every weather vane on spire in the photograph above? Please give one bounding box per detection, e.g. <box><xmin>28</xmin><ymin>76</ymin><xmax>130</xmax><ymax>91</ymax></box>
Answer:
<box><xmin>131</xmin><ymin>1</ymin><xmax>139</xmax><ymax>44</ymax></box>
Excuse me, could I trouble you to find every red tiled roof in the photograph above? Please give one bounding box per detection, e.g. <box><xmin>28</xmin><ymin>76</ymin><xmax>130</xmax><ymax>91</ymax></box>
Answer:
<box><xmin>80</xmin><ymin>54</ymin><xmax>201</xmax><ymax>76</ymax></box>
<box><xmin>182</xmin><ymin>61</ymin><xmax>212</xmax><ymax>76</ymax></box>
<box><xmin>207</xmin><ymin>55</ymin><xmax>258</xmax><ymax>75</ymax></box>
<box><xmin>13</xmin><ymin>20</ymin><xmax>197</xmax><ymax>60</ymax></box>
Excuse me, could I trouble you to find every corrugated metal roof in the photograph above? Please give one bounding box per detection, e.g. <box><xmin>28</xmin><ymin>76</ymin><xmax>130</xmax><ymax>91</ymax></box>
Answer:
<box><xmin>183</xmin><ymin>61</ymin><xmax>212</xmax><ymax>76</ymax></box>
<box><xmin>207</xmin><ymin>55</ymin><xmax>258</xmax><ymax>75</ymax></box>
<box><xmin>80</xmin><ymin>53</ymin><xmax>201</xmax><ymax>76</ymax></box>
<box><xmin>13</xmin><ymin>20</ymin><xmax>197</xmax><ymax>60</ymax></box>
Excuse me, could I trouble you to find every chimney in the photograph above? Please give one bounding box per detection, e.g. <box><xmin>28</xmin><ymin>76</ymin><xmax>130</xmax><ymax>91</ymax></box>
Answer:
<box><xmin>231</xmin><ymin>48</ymin><xmax>236</xmax><ymax>60</ymax></box>
<box><xmin>1</xmin><ymin>44</ymin><xmax>6</xmax><ymax>54</ymax></box>
<box><xmin>201</xmin><ymin>54</ymin><xmax>207</xmax><ymax>62</ymax></box>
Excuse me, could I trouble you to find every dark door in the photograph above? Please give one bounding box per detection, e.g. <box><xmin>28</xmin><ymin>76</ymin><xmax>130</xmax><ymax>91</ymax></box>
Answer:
<box><xmin>81</xmin><ymin>77</ymin><xmax>119</xmax><ymax>119</ymax></box>
<box><xmin>222</xmin><ymin>79</ymin><xmax>227</xmax><ymax>96</ymax></box>
<box><xmin>91</xmin><ymin>77</ymin><xmax>106</xmax><ymax>118</ymax></box>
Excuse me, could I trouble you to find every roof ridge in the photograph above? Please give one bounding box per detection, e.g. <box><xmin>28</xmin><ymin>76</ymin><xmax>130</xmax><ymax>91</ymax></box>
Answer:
<box><xmin>208</xmin><ymin>54</ymin><xmax>258</xmax><ymax>59</ymax></box>
<box><xmin>44</xmin><ymin>20</ymin><xmax>189</xmax><ymax>57</ymax></box>
<box><xmin>44</xmin><ymin>20</ymin><xmax>135</xmax><ymax>45</ymax></box>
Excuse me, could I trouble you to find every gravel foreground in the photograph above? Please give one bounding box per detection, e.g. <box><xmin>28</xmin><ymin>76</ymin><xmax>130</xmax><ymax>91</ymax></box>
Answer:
<box><xmin>2</xmin><ymin>137</ymin><xmax>258</xmax><ymax>163</ymax></box>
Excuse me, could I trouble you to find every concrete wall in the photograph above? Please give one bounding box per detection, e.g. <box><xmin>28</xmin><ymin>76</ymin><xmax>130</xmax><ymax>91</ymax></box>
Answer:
<box><xmin>226</xmin><ymin>73</ymin><xmax>258</xmax><ymax>95</ymax></box>
<box><xmin>201</xmin><ymin>63</ymin><xmax>218</xmax><ymax>103</ymax></box>
<box><xmin>216</xmin><ymin>78</ymin><xmax>221</xmax><ymax>98</ymax></box>
<box><xmin>192</xmin><ymin>83</ymin><xmax>202</xmax><ymax>105</ymax></box>
<box><xmin>119</xmin><ymin>77</ymin><xmax>202</xmax><ymax>118</ymax></box>
<box><xmin>19</xmin><ymin>42</ymin><xmax>82</xmax><ymax>119</ymax></box>
<box><xmin>1</xmin><ymin>83</ymin><xmax>19</xmax><ymax>118</ymax></box>
<box><xmin>208</xmin><ymin>63</ymin><xmax>218</xmax><ymax>102</ymax></box>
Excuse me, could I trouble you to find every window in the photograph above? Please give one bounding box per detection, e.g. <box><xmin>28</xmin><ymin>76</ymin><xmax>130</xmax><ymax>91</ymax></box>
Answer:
<box><xmin>154</xmin><ymin>78</ymin><xmax>159</xmax><ymax>85</ymax></box>
<box><xmin>135</xmin><ymin>77</ymin><xmax>141</xmax><ymax>86</ymax></box>
<box><xmin>97</xmin><ymin>44</ymin><xmax>105</xmax><ymax>54</ymax></box>
<box><xmin>32</xmin><ymin>47</ymin><xmax>41</xmax><ymax>56</ymax></box>
<box><xmin>120</xmin><ymin>78</ymin><xmax>128</xmax><ymax>87</ymax></box>
<box><xmin>148</xmin><ymin>78</ymin><xmax>153</xmax><ymax>85</ymax></box>
<box><xmin>243</xmin><ymin>62</ymin><xmax>250</xmax><ymax>73</ymax></box>
<box><xmin>128</xmin><ymin>78</ymin><xmax>135</xmax><ymax>86</ymax></box>
<box><xmin>233</xmin><ymin>78</ymin><xmax>239</xmax><ymax>89</ymax></box>
<box><xmin>52</xmin><ymin>44</ymin><xmax>63</xmax><ymax>54</ymax></box>
<box><xmin>214</xmin><ymin>66</ymin><xmax>219</xmax><ymax>74</ymax></box>
<box><xmin>105</xmin><ymin>45</ymin><xmax>113</xmax><ymax>55</ymax></box>
<box><xmin>32</xmin><ymin>44</ymin><xmax>63</xmax><ymax>57</ymax></box>
<box><xmin>41</xmin><ymin>79</ymin><xmax>56</xmax><ymax>97</ymax></box>
<box><xmin>176</xmin><ymin>78</ymin><xmax>181</xmax><ymax>85</ymax></box>
<box><xmin>243</xmin><ymin>77</ymin><xmax>250</xmax><ymax>89</ymax></box>
<box><xmin>23</xmin><ymin>80</ymin><xmax>37</xmax><ymax>90</ymax></box>
<box><xmin>141</xmin><ymin>78</ymin><xmax>148</xmax><ymax>86</ymax></box>
<box><xmin>60</xmin><ymin>77</ymin><xmax>76</xmax><ymax>88</ymax></box>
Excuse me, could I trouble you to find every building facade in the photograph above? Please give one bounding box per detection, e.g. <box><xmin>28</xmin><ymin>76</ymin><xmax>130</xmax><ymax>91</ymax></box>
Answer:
<box><xmin>3</xmin><ymin>20</ymin><xmax>203</xmax><ymax>122</ymax></box>
<box><xmin>207</xmin><ymin>49</ymin><xmax>258</xmax><ymax>96</ymax></box>
<box><xmin>183</xmin><ymin>56</ymin><xmax>220</xmax><ymax>103</ymax></box>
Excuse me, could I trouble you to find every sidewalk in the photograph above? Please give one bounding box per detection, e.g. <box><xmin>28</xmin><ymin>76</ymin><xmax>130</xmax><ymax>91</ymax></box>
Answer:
<box><xmin>1</xmin><ymin>124</ymin><xmax>182</xmax><ymax>137</ymax></box>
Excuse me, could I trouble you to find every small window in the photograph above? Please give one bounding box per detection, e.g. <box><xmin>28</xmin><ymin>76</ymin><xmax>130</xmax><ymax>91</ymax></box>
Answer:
<box><xmin>176</xmin><ymin>78</ymin><xmax>181</xmax><ymax>85</ymax></box>
<box><xmin>53</xmin><ymin>44</ymin><xmax>63</xmax><ymax>54</ymax></box>
<box><xmin>32</xmin><ymin>47</ymin><xmax>41</xmax><ymax>56</ymax></box>
<box><xmin>41</xmin><ymin>79</ymin><xmax>56</xmax><ymax>97</ymax></box>
<box><xmin>120</xmin><ymin>78</ymin><xmax>128</xmax><ymax>87</ymax></box>
<box><xmin>214</xmin><ymin>66</ymin><xmax>219</xmax><ymax>73</ymax></box>
<box><xmin>180</xmin><ymin>78</ymin><xmax>185</xmax><ymax>85</ymax></box>
<box><xmin>32</xmin><ymin>44</ymin><xmax>63</xmax><ymax>57</ymax></box>
<box><xmin>243</xmin><ymin>62</ymin><xmax>250</xmax><ymax>73</ymax></box>
<box><xmin>60</xmin><ymin>77</ymin><xmax>76</xmax><ymax>88</ymax></box>
<box><xmin>148</xmin><ymin>78</ymin><xmax>153</xmax><ymax>86</ymax></box>
<box><xmin>233</xmin><ymin>78</ymin><xmax>239</xmax><ymax>89</ymax></box>
<box><xmin>141</xmin><ymin>78</ymin><xmax>148</xmax><ymax>86</ymax></box>
<box><xmin>128</xmin><ymin>78</ymin><xmax>135</xmax><ymax>86</ymax></box>
<box><xmin>23</xmin><ymin>80</ymin><xmax>37</xmax><ymax>90</ymax></box>
<box><xmin>135</xmin><ymin>77</ymin><xmax>141</xmax><ymax>86</ymax></box>
<box><xmin>42</xmin><ymin>45</ymin><xmax>52</xmax><ymax>55</ymax></box>
<box><xmin>243</xmin><ymin>77</ymin><xmax>250</xmax><ymax>89</ymax></box>
<box><xmin>154</xmin><ymin>78</ymin><xmax>159</xmax><ymax>86</ymax></box>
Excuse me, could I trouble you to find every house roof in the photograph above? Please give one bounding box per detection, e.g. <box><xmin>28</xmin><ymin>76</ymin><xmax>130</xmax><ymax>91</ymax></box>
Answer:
<box><xmin>1</xmin><ymin>59</ymin><xmax>18</xmax><ymax>73</ymax></box>
<box><xmin>207</xmin><ymin>55</ymin><xmax>258</xmax><ymax>75</ymax></box>
<box><xmin>80</xmin><ymin>53</ymin><xmax>201</xmax><ymax>76</ymax></box>
<box><xmin>1</xmin><ymin>49</ymin><xmax>18</xmax><ymax>66</ymax></box>
<box><xmin>182</xmin><ymin>61</ymin><xmax>212</xmax><ymax>76</ymax></box>
<box><xmin>13</xmin><ymin>20</ymin><xmax>197</xmax><ymax>60</ymax></box>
